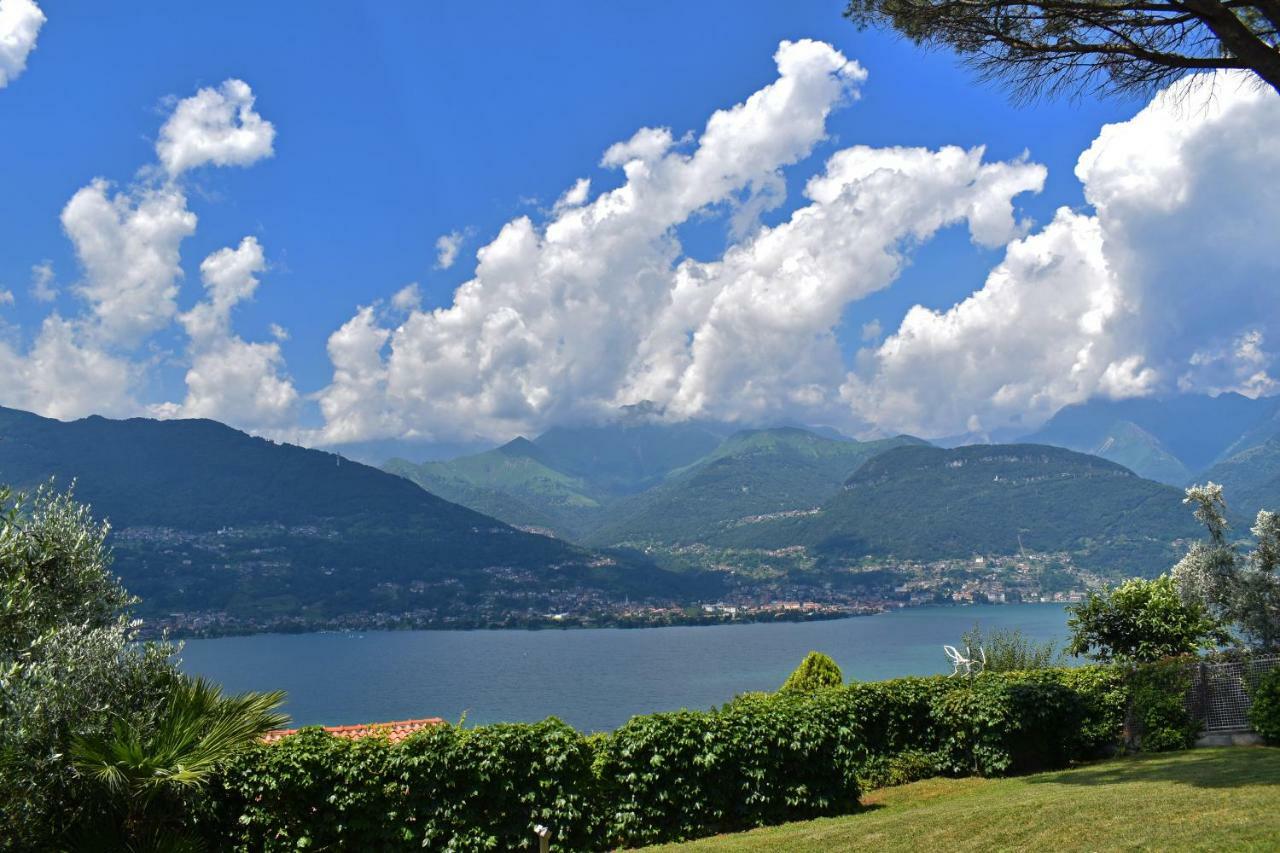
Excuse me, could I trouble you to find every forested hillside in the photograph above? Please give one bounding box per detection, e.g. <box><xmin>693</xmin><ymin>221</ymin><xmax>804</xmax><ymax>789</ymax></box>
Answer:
<box><xmin>712</xmin><ymin>444</ymin><xmax>1201</xmax><ymax>573</ymax></box>
<box><xmin>0</xmin><ymin>407</ymin><xmax>692</xmax><ymax>624</ymax></box>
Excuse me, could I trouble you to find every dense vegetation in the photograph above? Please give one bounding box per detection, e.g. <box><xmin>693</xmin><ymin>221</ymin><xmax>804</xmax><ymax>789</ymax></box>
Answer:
<box><xmin>0</xmin><ymin>484</ymin><xmax>285</xmax><ymax>852</ymax></box>
<box><xmin>206</xmin><ymin>667</ymin><xmax>1131</xmax><ymax>851</ymax></box>
<box><xmin>1066</xmin><ymin>576</ymin><xmax>1228</xmax><ymax>662</ymax></box>
<box><xmin>716</xmin><ymin>444</ymin><xmax>1200</xmax><ymax>574</ymax></box>
<box><xmin>0</xmin><ymin>407</ymin><xmax>689</xmax><ymax>621</ymax></box>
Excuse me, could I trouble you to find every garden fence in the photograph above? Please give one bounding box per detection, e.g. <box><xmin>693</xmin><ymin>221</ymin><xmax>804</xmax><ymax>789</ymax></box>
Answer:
<box><xmin>1187</xmin><ymin>656</ymin><xmax>1280</xmax><ymax>732</ymax></box>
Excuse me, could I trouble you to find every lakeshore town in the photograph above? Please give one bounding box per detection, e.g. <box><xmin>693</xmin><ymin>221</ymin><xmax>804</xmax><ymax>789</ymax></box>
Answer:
<box><xmin>143</xmin><ymin>547</ymin><xmax>1101</xmax><ymax>638</ymax></box>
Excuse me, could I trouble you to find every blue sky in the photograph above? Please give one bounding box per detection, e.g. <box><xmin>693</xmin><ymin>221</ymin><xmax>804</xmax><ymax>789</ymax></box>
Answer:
<box><xmin>1</xmin><ymin>1</ymin><xmax>1275</xmax><ymax>448</ymax></box>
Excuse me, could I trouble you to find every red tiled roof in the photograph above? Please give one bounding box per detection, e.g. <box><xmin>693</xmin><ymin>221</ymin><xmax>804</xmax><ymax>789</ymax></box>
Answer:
<box><xmin>262</xmin><ymin>717</ymin><xmax>444</xmax><ymax>744</ymax></box>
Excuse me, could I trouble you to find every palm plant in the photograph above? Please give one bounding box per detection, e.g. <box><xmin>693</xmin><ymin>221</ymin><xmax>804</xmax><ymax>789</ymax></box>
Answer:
<box><xmin>70</xmin><ymin>676</ymin><xmax>287</xmax><ymax>852</ymax></box>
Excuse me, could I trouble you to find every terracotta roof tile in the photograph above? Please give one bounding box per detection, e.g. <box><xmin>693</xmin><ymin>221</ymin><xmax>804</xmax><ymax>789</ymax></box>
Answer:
<box><xmin>262</xmin><ymin>717</ymin><xmax>444</xmax><ymax>744</ymax></box>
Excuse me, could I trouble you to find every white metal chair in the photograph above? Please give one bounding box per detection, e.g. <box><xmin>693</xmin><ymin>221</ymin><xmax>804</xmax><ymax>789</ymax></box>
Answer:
<box><xmin>944</xmin><ymin>644</ymin><xmax>986</xmax><ymax>676</ymax></box>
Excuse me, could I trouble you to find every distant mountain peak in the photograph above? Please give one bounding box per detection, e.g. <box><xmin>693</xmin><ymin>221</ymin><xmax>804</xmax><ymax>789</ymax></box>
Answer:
<box><xmin>497</xmin><ymin>436</ymin><xmax>543</xmax><ymax>459</ymax></box>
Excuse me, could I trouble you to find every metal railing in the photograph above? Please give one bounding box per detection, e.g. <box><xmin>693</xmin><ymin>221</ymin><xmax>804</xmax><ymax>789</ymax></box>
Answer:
<box><xmin>1187</xmin><ymin>655</ymin><xmax>1280</xmax><ymax>732</ymax></box>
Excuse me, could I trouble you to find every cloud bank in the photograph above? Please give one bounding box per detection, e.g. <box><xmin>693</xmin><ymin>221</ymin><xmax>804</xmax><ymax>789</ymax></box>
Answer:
<box><xmin>3</xmin><ymin>39</ymin><xmax>1277</xmax><ymax>451</ymax></box>
<box><xmin>846</xmin><ymin>73</ymin><xmax>1280</xmax><ymax>437</ymax></box>
<box><xmin>0</xmin><ymin>0</ymin><xmax>44</xmax><ymax>89</ymax></box>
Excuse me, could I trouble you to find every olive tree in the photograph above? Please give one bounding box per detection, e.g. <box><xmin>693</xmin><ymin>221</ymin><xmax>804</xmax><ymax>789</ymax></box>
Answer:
<box><xmin>0</xmin><ymin>485</ymin><xmax>182</xmax><ymax>850</ymax></box>
<box><xmin>1172</xmin><ymin>483</ymin><xmax>1280</xmax><ymax>651</ymax></box>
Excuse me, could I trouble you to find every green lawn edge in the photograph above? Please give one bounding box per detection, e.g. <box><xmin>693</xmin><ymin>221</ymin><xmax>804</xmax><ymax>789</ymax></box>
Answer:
<box><xmin>649</xmin><ymin>747</ymin><xmax>1280</xmax><ymax>852</ymax></box>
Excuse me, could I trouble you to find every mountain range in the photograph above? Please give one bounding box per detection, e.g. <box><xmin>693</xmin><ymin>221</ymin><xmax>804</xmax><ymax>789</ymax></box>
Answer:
<box><xmin>3</xmin><ymin>391</ymin><xmax>1274</xmax><ymax>628</ymax></box>
<box><xmin>0</xmin><ymin>406</ymin><xmax>698</xmax><ymax>624</ymax></box>
<box><xmin>385</xmin><ymin>418</ymin><xmax>1218</xmax><ymax>576</ymax></box>
<box><xmin>706</xmin><ymin>443</ymin><xmax>1199</xmax><ymax>573</ymax></box>
<box><xmin>1023</xmin><ymin>393</ymin><xmax>1280</xmax><ymax>520</ymax></box>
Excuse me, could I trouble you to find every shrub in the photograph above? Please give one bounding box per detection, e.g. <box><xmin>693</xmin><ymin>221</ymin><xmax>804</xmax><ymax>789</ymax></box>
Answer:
<box><xmin>779</xmin><ymin>651</ymin><xmax>843</xmax><ymax>692</ymax></box>
<box><xmin>217</xmin><ymin>718</ymin><xmax>600</xmax><ymax>851</ymax></box>
<box><xmin>202</xmin><ymin>667</ymin><xmax>1176</xmax><ymax>850</ymax></box>
<box><xmin>1248</xmin><ymin>666</ymin><xmax>1280</xmax><ymax>744</ymax></box>
<box><xmin>596</xmin><ymin>692</ymin><xmax>860</xmax><ymax>847</ymax></box>
<box><xmin>961</xmin><ymin>624</ymin><xmax>1063</xmax><ymax>671</ymax></box>
<box><xmin>1127</xmin><ymin>658</ymin><xmax>1200</xmax><ymax>752</ymax></box>
<box><xmin>1021</xmin><ymin>665</ymin><xmax>1129</xmax><ymax>757</ymax></box>
<box><xmin>856</xmin><ymin>749</ymin><xmax>946</xmax><ymax>789</ymax></box>
<box><xmin>1067</xmin><ymin>575</ymin><xmax>1227</xmax><ymax>663</ymax></box>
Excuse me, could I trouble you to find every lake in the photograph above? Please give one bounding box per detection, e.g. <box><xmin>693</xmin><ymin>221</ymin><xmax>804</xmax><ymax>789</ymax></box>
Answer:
<box><xmin>180</xmin><ymin>603</ymin><xmax>1071</xmax><ymax>732</ymax></box>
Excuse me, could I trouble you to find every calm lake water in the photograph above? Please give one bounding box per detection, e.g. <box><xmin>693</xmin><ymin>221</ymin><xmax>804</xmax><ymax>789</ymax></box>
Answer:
<box><xmin>180</xmin><ymin>603</ymin><xmax>1070</xmax><ymax>732</ymax></box>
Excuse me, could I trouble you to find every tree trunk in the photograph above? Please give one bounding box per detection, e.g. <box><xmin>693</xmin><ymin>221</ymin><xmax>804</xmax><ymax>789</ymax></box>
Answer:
<box><xmin>1179</xmin><ymin>0</ymin><xmax>1280</xmax><ymax>94</ymax></box>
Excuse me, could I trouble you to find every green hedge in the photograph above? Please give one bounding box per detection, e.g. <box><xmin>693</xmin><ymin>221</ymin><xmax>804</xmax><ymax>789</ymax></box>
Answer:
<box><xmin>203</xmin><ymin>668</ymin><xmax>1131</xmax><ymax>851</ymax></box>
<box><xmin>1127</xmin><ymin>657</ymin><xmax>1201</xmax><ymax>751</ymax></box>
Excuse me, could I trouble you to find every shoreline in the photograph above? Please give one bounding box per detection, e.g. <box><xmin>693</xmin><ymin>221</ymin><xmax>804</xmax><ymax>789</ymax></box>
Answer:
<box><xmin>147</xmin><ymin>598</ymin><xmax>1074</xmax><ymax>642</ymax></box>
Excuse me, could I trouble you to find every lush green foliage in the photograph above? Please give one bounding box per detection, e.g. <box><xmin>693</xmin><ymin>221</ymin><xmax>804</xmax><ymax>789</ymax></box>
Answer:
<box><xmin>1126</xmin><ymin>658</ymin><xmax>1200</xmax><ymax>751</ymax></box>
<box><xmin>596</xmin><ymin>695</ymin><xmax>863</xmax><ymax>847</ymax></box>
<box><xmin>780</xmin><ymin>651</ymin><xmax>844</xmax><ymax>692</ymax></box>
<box><xmin>0</xmin><ymin>484</ymin><xmax>289</xmax><ymax>852</ymax></box>
<box><xmin>1248</xmin><ymin>665</ymin><xmax>1280</xmax><ymax>745</ymax></box>
<box><xmin>1066</xmin><ymin>575</ymin><xmax>1227</xmax><ymax>662</ymax></box>
<box><xmin>0</xmin><ymin>484</ymin><xmax>184</xmax><ymax>851</ymax></box>
<box><xmin>71</xmin><ymin>677</ymin><xmax>287</xmax><ymax>850</ymax></box>
<box><xmin>218</xmin><ymin>719</ymin><xmax>600</xmax><ymax>851</ymax></box>
<box><xmin>960</xmin><ymin>625</ymin><xmax>1063</xmax><ymax>672</ymax></box>
<box><xmin>717</xmin><ymin>444</ymin><xmax>1199</xmax><ymax>575</ymax></box>
<box><xmin>204</xmin><ymin>668</ymin><xmax>1135</xmax><ymax>850</ymax></box>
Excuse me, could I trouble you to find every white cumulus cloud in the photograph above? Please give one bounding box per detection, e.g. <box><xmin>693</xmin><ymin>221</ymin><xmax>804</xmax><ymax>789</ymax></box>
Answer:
<box><xmin>156</xmin><ymin>79</ymin><xmax>276</xmax><ymax>177</ymax></box>
<box><xmin>0</xmin><ymin>77</ymin><xmax>284</xmax><ymax>428</ymax></box>
<box><xmin>847</xmin><ymin>72</ymin><xmax>1280</xmax><ymax>438</ymax></box>
<box><xmin>317</xmin><ymin>40</ymin><xmax>975</xmax><ymax>444</ymax></box>
<box><xmin>0</xmin><ymin>316</ymin><xmax>136</xmax><ymax>419</ymax></box>
<box><xmin>0</xmin><ymin>0</ymin><xmax>44</xmax><ymax>89</ymax></box>
<box><xmin>154</xmin><ymin>237</ymin><xmax>298</xmax><ymax>429</ymax></box>
<box><xmin>434</xmin><ymin>231</ymin><xmax>464</xmax><ymax>270</ymax></box>
<box><xmin>29</xmin><ymin>260</ymin><xmax>55</xmax><ymax>301</ymax></box>
<box><xmin>60</xmin><ymin>180</ymin><xmax>197</xmax><ymax>346</ymax></box>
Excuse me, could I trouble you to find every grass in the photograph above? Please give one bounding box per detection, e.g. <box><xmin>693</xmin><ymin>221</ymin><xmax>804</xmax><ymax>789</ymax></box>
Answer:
<box><xmin>649</xmin><ymin>748</ymin><xmax>1280</xmax><ymax>852</ymax></box>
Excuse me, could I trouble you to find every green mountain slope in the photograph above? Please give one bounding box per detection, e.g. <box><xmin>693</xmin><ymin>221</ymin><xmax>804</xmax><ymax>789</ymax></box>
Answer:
<box><xmin>587</xmin><ymin>428</ymin><xmax>927</xmax><ymax>546</ymax></box>
<box><xmin>1200</xmin><ymin>436</ymin><xmax>1280</xmax><ymax>524</ymax></box>
<box><xmin>384</xmin><ymin>437</ymin><xmax>605</xmax><ymax>536</ymax></box>
<box><xmin>0</xmin><ymin>406</ymin><xmax>683</xmax><ymax>621</ymax></box>
<box><xmin>714</xmin><ymin>444</ymin><xmax>1200</xmax><ymax>574</ymax></box>
<box><xmin>531</xmin><ymin>421</ymin><xmax>729</xmax><ymax>495</ymax></box>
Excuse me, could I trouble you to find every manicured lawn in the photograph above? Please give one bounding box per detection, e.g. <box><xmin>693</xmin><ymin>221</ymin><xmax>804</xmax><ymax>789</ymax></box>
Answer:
<box><xmin>649</xmin><ymin>748</ymin><xmax>1280</xmax><ymax>852</ymax></box>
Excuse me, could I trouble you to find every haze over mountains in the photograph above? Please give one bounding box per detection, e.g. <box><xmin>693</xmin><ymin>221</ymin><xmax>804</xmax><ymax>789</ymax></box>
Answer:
<box><xmin>1023</xmin><ymin>393</ymin><xmax>1280</xmax><ymax>519</ymax></box>
<box><xmin>1</xmin><ymin>391</ymin><xmax>1274</xmax><ymax>630</ymax></box>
